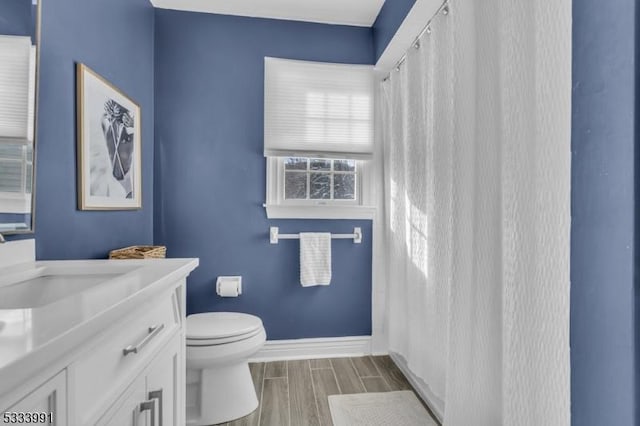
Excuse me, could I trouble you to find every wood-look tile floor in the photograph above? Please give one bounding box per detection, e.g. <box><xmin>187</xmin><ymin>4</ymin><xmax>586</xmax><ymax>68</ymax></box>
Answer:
<box><xmin>217</xmin><ymin>356</ymin><xmax>440</xmax><ymax>426</ymax></box>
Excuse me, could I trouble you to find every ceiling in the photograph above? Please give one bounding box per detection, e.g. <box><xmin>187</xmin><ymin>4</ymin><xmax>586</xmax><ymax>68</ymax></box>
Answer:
<box><xmin>151</xmin><ymin>0</ymin><xmax>386</xmax><ymax>27</ymax></box>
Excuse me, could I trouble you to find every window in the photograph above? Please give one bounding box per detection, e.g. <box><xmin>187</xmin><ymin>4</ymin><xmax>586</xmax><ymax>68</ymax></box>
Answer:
<box><xmin>263</xmin><ymin>58</ymin><xmax>376</xmax><ymax>219</ymax></box>
<box><xmin>0</xmin><ymin>143</ymin><xmax>33</xmax><ymax>213</ymax></box>
<box><xmin>0</xmin><ymin>36</ymin><xmax>36</xmax><ymax>141</ymax></box>
<box><xmin>283</xmin><ymin>157</ymin><xmax>358</xmax><ymax>203</ymax></box>
<box><xmin>0</xmin><ymin>36</ymin><xmax>36</xmax><ymax>215</ymax></box>
<box><xmin>266</xmin><ymin>156</ymin><xmax>373</xmax><ymax>219</ymax></box>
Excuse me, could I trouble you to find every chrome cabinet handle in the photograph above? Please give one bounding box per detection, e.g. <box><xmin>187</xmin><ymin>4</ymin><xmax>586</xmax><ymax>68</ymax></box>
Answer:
<box><xmin>149</xmin><ymin>389</ymin><xmax>163</xmax><ymax>426</ymax></box>
<box><xmin>134</xmin><ymin>399</ymin><xmax>156</xmax><ymax>426</ymax></box>
<box><xmin>123</xmin><ymin>324</ymin><xmax>165</xmax><ymax>356</ymax></box>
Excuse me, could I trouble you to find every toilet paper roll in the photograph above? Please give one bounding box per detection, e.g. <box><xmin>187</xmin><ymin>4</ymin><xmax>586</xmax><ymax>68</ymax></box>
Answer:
<box><xmin>216</xmin><ymin>276</ymin><xmax>242</xmax><ymax>297</ymax></box>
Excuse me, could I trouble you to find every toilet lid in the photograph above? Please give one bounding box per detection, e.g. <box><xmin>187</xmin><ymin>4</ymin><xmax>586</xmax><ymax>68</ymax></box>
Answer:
<box><xmin>186</xmin><ymin>312</ymin><xmax>263</xmax><ymax>340</ymax></box>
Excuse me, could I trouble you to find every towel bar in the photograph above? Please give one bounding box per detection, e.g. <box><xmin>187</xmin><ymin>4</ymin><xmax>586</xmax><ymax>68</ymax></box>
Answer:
<box><xmin>269</xmin><ymin>227</ymin><xmax>362</xmax><ymax>244</ymax></box>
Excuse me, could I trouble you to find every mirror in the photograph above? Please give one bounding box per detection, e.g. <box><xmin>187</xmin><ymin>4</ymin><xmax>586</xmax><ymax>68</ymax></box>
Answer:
<box><xmin>0</xmin><ymin>0</ymin><xmax>39</xmax><ymax>235</ymax></box>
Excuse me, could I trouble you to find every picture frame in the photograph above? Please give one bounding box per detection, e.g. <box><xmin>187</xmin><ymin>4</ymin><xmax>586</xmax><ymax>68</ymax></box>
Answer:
<box><xmin>76</xmin><ymin>63</ymin><xmax>141</xmax><ymax>210</ymax></box>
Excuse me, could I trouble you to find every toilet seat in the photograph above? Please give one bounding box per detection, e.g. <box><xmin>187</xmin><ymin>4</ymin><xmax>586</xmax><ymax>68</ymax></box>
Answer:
<box><xmin>187</xmin><ymin>312</ymin><xmax>264</xmax><ymax>346</ymax></box>
<box><xmin>187</xmin><ymin>327</ymin><xmax>263</xmax><ymax>346</ymax></box>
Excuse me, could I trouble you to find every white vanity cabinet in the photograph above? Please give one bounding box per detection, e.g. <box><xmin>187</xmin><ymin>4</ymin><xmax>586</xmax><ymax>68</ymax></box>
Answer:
<box><xmin>97</xmin><ymin>375</ymin><xmax>148</xmax><ymax>426</ymax></box>
<box><xmin>97</xmin><ymin>333</ymin><xmax>182</xmax><ymax>426</ymax></box>
<box><xmin>0</xmin><ymin>259</ymin><xmax>197</xmax><ymax>426</ymax></box>
<box><xmin>0</xmin><ymin>371</ymin><xmax>67</xmax><ymax>425</ymax></box>
<box><xmin>70</xmin><ymin>282</ymin><xmax>187</xmax><ymax>426</ymax></box>
<box><xmin>146</xmin><ymin>332</ymin><xmax>183</xmax><ymax>426</ymax></box>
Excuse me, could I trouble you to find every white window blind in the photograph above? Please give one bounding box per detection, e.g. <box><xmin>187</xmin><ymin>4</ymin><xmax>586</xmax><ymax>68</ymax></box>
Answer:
<box><xmin>0</xmin><ymin>144</ymin><xmax>32</xmax><ymax>194</ymax></box>
<box><xmin>0</xmin><ymin>35</ymin><xmax>35</xmax><ymax>142</ymax></box>
<box><xmin>264</xmin><ymin>57</ymin><xmax>374</xmax><ymax>160</ymax></box>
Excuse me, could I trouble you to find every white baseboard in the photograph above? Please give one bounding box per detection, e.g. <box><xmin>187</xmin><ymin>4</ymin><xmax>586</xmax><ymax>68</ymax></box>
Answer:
<box><xmin>389</xmin><ymin>352</ymin><xmax>445</xmax><ymax>423</ymax></box>
<box><xmin>250</xmin><ymin>336</ymin><xmax>372</xmax><ymax>362</ymax></box>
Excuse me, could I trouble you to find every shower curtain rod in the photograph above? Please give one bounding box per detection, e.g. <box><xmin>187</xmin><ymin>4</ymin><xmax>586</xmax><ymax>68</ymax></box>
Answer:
<box><xmin>382</xmin><ymin>0</ymin><xmax>450</xmax><ymax>82</ymax></box>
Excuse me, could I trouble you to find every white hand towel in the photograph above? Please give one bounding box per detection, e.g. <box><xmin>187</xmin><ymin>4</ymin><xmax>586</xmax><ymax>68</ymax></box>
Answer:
<box><xmin>300</xmin><ymin>232</ymin><xmax>332</xmax><ymax>286</ymax></box>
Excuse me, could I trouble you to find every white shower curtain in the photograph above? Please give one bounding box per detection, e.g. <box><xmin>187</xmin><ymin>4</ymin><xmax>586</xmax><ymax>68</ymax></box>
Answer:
<box><xmin>381</xmin><ymin>1</ymin><xmax>571</xmax><ymax>425</ymax></box>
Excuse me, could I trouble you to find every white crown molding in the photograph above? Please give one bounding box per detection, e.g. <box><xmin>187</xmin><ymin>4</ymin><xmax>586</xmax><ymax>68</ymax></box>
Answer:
<box><xmin>151</xmin><ymin>0</ymin><xmax>386</xmax><ymax>27</ymax></box>
<box><xmin>249</xmin><ymin>336</ymin><xmax>374</xmax><ymax>362</ymax></box>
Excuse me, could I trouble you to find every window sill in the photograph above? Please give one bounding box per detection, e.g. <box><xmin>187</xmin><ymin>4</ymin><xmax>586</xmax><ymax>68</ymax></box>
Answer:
<box><xmin>264</xmin><ymin>204</ymin><xmax>375</xmax><ymax>220</ymax></box>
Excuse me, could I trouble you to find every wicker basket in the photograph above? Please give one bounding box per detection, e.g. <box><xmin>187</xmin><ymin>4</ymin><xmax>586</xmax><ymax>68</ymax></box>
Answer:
<box><xmin>109</xmin><ymin>245</ymin><xmax>167</xmax><ymax>260</ymax></box>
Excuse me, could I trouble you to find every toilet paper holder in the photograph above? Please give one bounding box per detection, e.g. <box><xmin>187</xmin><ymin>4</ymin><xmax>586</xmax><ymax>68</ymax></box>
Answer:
<box><xmin>216</xmin><ymin>276</ymin><xmax>242</xmax><ymax>297</ymax></box>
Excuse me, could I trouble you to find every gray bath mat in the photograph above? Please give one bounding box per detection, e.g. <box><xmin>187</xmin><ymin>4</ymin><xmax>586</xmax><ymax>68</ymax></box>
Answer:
<box><xmin>328</xmin><ymin>391</ymin><xmax>437</xmax><ymax>426</ymax></box>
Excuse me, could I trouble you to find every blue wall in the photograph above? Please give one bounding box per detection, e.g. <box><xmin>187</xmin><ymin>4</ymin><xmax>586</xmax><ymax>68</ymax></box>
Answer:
<box><xmin>154</xmin><ymin>10</ymin><xmax>374</xmax><ymax>340</ymax></box>
<box><xmin>31</xmin><ymin>0</ymin><xmax>155</xmax><ymax>259</ymax></box>
<box><xmin>0</xmin><ymin>0</ymin><xmax>33</xmax><ymax>38</ymax></box>
<box><xmin>570</xmin><ymin>0</ymin><xmax>637</xmax><ymax>424</ymax></box>
<box><xmin>372</xmin><ymin>0</ymin><xmax>416</xmax><ymax>61</ymax></box>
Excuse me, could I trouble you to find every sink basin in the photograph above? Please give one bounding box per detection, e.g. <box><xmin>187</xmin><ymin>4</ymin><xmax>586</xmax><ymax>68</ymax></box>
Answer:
<box><xmin>0</xmin><ymin>264</ymin><xmax>140</xmax><ymax>309</ymax></box>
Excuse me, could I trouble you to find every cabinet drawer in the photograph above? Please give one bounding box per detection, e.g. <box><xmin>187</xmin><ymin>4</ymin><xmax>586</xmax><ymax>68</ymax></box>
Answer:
<box><xmin>71</xmin><ymin>290</ymin><xmax>179</xmax><ymax>425</ymax></box>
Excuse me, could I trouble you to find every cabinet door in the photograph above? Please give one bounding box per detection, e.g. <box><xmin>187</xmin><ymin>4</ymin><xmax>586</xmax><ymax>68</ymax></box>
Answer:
<box><xmin>1</xmin><ymin>371</ymin><xmax>66</xmax><ymax>426</ymax></box>
<box><xmin>146</xmin><ymin>333</ymin><xmax>182</xmax><ymax>426</ymax></box>
<box><xmin>96</xmin><ymin>376</ymin><xmax>150</xmax><ymax>426</ymax></box>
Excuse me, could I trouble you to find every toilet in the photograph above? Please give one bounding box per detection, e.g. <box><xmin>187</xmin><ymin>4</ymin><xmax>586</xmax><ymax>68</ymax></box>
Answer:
<box><xmin>186</xmin><ymin>312</ymin><xmax>266</xmax><ymax>426</ymax></box>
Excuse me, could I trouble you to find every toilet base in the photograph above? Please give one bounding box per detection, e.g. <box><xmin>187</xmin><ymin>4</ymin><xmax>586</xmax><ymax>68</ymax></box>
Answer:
<box><xmin>186</xmin><ymin>361</ymin><xmax>258</xmax><ymax>426</ymax></box>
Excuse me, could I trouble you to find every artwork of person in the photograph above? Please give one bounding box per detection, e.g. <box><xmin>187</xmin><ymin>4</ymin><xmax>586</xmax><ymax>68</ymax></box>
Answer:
<box><xmin>88</xmin><ymin>99</ymin><xmax>136</xmax><ymax>199</ymax></box>
<box><xmin>101</xmin><ymin>99</ymin><xmax>135</xmax><ymax>198</ymax></box>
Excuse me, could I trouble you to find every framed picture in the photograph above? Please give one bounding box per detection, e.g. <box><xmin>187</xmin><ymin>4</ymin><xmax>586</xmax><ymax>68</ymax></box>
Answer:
<box><xmin>76</xmin><ymin>63</ymin><xmax>141</xmax><ymax>210</ymax></box>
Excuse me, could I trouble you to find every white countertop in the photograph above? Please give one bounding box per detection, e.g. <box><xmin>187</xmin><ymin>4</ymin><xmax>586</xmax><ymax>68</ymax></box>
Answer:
<box><xmin>0</xmin><ymin>258</ymin><xmax>198</xmax><ymax>398</ymax></box>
